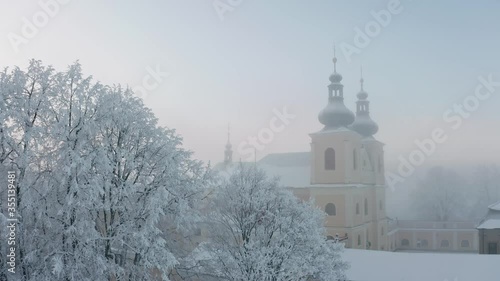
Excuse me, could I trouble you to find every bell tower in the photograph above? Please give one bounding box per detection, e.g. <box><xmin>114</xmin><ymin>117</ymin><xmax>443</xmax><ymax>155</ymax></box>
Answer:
<box><xmin>350</xmin><ymin>67</ymin><xmax>385</xmax><ymax>186</ymax></box>
<box><xmin>305</xmin><ymin>52</ymin><xmax>388</xmax><ymax>251</ymax></box>
<box><xmin>310</xmin><ymin>48</ymin><xmax>360</xmax><ymax>184</ymax></box>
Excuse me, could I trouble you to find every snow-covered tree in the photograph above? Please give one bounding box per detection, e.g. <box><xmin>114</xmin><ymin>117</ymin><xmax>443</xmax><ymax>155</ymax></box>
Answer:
<box><xmin>0</xmin><ymin>60</ymin><xmax>57</xmax><ymax>279</ymax></box>
<box><xmin>191</xmin><ymin>165</ymin><xmax>348</xmax><ymax>281</ymax></box>
<box><xmin>0</xmin><ymin>60</ymin><xmax>211</xmax><ymax>280</ymax></box>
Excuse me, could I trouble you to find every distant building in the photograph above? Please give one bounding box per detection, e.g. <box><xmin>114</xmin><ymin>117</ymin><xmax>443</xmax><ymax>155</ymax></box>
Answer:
<box><xmin>215</xmin><ymin>51</ymin><xmax>479</xmax><ymax>253</ymax></box>
<box><xmin>477</xmin><ymin>202</ymin><xmax>500</xmax><ymax>254</ymax></box>
<box><xmin>392</xmin><ymin>220</ymin><xmax>478</xmax><ymax>252</ymax></box>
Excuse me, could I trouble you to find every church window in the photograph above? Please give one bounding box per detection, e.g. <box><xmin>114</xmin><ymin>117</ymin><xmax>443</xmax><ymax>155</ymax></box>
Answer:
<box><xmin>441</xmin><ymin>240</ymin><xmax>450</xmax><ymax>248</ymax></box>
<box><xmin>378</xmin><ymin>154</ymin><xmax>383</xmax><ymax>173</ymax></box>
<box><xmin>364</xmin><ymin>198</ymin><xmax>368</xmax><ymax>216</ymax></box>
<box><xmin>325</xmin><ymin>203</ymin><xmax>336</xmax><ymax>216</ymax></box>
<box><xmin>325</xmin><ymin>148</ymin><xmax>335</xmax><ymax>170</ymax></box>
<box><xmin>353</xmin><ymin>149</ymin><xmax>357</xmax><ymax>170</ymax></box>
<box><xmin>356</xmin><ymin>203</ymin><xmax>360</xmax><ymax>215</ymax></box>
<box><xmin>420</xmin><ymin>239</ymin><xmax>429</xmax><ymax>247</ymax></box>
<box><xmin>194</xmin><ymin>228</ymin><xmax>201</xmax><ymax>236</ymax></box>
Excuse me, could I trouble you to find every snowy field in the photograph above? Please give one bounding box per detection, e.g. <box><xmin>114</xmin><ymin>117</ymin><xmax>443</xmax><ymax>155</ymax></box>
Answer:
<box><xmin>344</xmin><ymin>249</ymin><xmax>500</xmax><ymax>281</ymax></box>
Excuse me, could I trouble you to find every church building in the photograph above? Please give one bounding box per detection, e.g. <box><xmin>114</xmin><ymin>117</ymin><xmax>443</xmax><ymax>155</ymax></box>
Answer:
<box><xmin>216</xmin><ymin>51</ymin><xmax>394</xmax><ymax>251</ymax></box>
<box><xmin>293</xmin><ymin>53</ymin><xmax>389</xmax><ymax>250</ymax></box>
<box><xmin>216</xmin><ymin>51</ymin><xmax>480</xmax><ymax>252</ymax></box>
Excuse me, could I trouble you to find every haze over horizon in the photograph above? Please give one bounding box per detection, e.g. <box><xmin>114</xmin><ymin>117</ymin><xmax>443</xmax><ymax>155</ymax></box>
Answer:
<box><xmin>2</xmin><ymin>0</ymin><xmax>499</xmax><ymax>169</ymax></box>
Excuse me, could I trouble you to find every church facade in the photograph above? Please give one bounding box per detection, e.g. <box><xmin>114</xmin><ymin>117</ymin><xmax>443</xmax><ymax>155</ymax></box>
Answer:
<box><xmin>216</xmin><ymin>51</ymin><xmax>479</xmax><ymax>253</ymax></box>
<box><xmin>293</xmin><ymin>53</ymin><xmax>391</xmax><ymax>250</ymax></box>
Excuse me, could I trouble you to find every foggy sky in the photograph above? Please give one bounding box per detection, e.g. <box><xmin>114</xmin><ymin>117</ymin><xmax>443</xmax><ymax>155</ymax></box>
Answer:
<box><xmin>1</xmin><ymin>0</ymin><xmax>499</xmax><ymax>167</ymax></box>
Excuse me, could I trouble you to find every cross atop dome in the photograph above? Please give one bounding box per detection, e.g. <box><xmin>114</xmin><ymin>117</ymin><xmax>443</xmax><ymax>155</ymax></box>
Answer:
<box><xmin>350</xmin><ymin>69</ymin><xmax>379</xmax><ymax>137</ymax></box>
<box><xmin>318</xmin><ymin>46</ymin><xmax>355</xmax><ymax>129</ymax></box>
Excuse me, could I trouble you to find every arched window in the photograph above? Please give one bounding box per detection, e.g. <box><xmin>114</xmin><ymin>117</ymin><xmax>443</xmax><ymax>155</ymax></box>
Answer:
<box><xmin>461</xmin><ymin>240</ymin><xmax>470</xmax><ymax>248</ymax></box>
<box><xmin>378</xmin><ymin>154</ymin><xmax>383</xmax><ymax>173</ymax></box>
<box><xmin>364</xmin><ymin>198</ymin><xmax>368</xmax><ymax>216</ymax></box>
<box><xmin>353</xmin><ymin>149</ymin><xmax>357</xmax><ymax>170</ymax></box>
<box><xmin>441</xmin><ymin>240</ymin><xmax>450</xmax><ymax>248</ymax></box>
<box><xmin>325</xmin><ymin>203</ymin><xmax>336</xmax><ymax>216</ymax></box>
<box><xmin>420</xmin><ymin>239</ymin><xmax>429</xmax><ymax>248</ymax></box>
<box><xmin>356</xmin><ymin>203</ymin><xmax>360</xmax><ymax>215</ymax></box>
<box><xmin>325</xmin><ymin>148</ymin><xmax>335</xmax><ymax>170</ymax></box>
<box><xmin>401</xmin><ymin>239</ymin><xmax>410</xmax><ymax>247</ymax></box>
<box><xmin>194</xmin><ymin>228</ymin><xmax>201</xmax><ymax>236</ymax></box>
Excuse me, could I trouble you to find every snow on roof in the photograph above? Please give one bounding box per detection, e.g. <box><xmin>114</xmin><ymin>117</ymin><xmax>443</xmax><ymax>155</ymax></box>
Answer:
<box><xmin>477</xmin><ymin>219</ymin><xmax>500</xmax><ymax>229</ymax></box>
<box><xmin>259</xmin><ymin>164</ymin><xmax>310</xmax><ymax>188</ymax></box>
<box><xmin>257</xmin><ymin>152</ymin><xmax>311</xmax><ymax>187</ymax></box>
<box><xmin>477</xmin><ymin>202</ymin><xmax>500</xmax><ymax>229</ymax></box>
<box><xmin>344</xmin><ymin>248</ymin><xmax>500</xmax><ymax>281</ymax></box>
<box><xmin>310</xmin><ymin>126</ymin><xmax>353</xmax><ymax>135</ymax></box>
<box><xmin>213</xmin><ymin>152</ymin><xmax>312</xmax><ymax>187</ymax></box>
<box><xmin>488</xmin><ymin>201</ymin><xmax>500</xmax><ymax>211</ymax></box>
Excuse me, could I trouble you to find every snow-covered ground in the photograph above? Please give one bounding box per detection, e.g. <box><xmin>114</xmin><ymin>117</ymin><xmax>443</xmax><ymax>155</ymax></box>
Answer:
<box><xmin>344</xmin><ymin>249</ymin><xmax>500</xmax><ymax>281</ymax></box>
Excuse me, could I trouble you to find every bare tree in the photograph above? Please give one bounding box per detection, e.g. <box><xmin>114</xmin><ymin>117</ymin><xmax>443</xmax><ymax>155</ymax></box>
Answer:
<box><xmin>411</xmin><ymin>166</ymin><xmax>467</xmax><ymax>221</ymax></box>
<box><xmin>468</xmin><ymin>164</ymin><xmax>500</xmax><ymax>219</ymax></box>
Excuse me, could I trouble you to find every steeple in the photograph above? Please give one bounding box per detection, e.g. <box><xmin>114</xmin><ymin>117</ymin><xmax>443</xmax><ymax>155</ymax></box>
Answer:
<box><xmin>350</xmin><ymin>67</ymin><xmax>379</xmax><ymax>137</ymax></box>
<box><xmin>318</xmin><ymin>46</ymin><xmax>355</xmax><ymax>129</ymax></box>
<box><xmin>224</xmin><ymin>123</ymin><xmax>233</xmax><ymax>165</ymax></box>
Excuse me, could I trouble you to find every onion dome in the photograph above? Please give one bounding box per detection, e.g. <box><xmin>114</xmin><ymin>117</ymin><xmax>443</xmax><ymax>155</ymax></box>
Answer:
<box><xmin>350</xmin><ymin>68</ymin><xmax>379</xmax><ymax>137</ymax></box>
<box><xmin>318</xmin><ymin>50</ymin><xmax>355</xmax><ymax>129</ymax></box>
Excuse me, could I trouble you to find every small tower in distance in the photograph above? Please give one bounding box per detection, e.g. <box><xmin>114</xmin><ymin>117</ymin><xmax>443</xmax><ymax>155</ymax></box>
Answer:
<box><xmin>224</xmin><ymin>123</ymin><xmax>233</xmax><ymax>166</ymax></box>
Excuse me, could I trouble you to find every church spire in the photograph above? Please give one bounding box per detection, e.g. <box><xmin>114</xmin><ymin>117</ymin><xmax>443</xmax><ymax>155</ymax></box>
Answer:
<box><xmin>360</xmin><ymin>65</ymin><xmax>364</xmax><ymax>91</ymax></box>
<box><xmin>224</xmin><ymin>123</ymin><xmax>233</xmax><ymax>165</ymax></box>
<box><xmin>333</xmin><ymin>45</ymin><xmax>337</xmax><ymax>73</ymax></box>
<box><xmin>350</xmin><ymin>68</ymin><xmax>379</xmax><ymax>137</ymax></box>
<box><xmin>318</xmin><ymin>45</ymin><xmax>355</xmax><ymax>129</ymax></box>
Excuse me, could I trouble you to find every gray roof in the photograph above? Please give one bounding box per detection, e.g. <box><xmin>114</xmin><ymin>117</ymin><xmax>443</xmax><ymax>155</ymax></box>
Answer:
<box><xmin>259</xmin><ymin>164</ymin><xmax>310</xmax><ymax>187</ymax></box>
<box><xmin>213</xmin><ymin>152</ymin><xmax>311</xmax><ymax>188</ymax></box>
<box><xmin>258</xmin><ymin>152</ymin><xmax>310</xmax><ymax>187</ymax></box>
